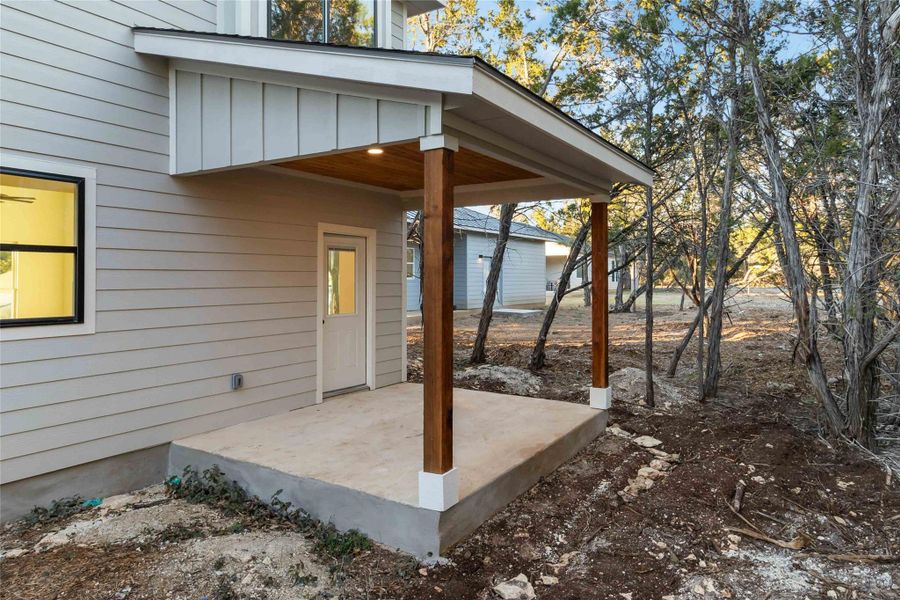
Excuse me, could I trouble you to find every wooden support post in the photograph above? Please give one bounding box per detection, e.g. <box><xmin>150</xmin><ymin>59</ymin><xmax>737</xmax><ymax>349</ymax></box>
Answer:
<box><xmin>422</xmin><ymin>147</ymin><xmax>454</xmax><ymax>475</ymax></box>
<box><xmin>590</xmin><ymin>199</ymin><xmax>610</xmax><ymax>408</ymax></box>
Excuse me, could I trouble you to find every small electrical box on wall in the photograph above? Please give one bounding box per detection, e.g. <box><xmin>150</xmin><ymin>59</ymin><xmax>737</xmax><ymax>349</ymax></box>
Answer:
<box><xmin>230</xmin><ymin>373</ymin><xmax>244</xmax><ymax>390</ymax></box>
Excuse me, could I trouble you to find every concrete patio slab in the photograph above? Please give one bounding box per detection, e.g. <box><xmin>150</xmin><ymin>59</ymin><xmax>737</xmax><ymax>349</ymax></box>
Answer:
<box><xmin>169</xmin><ymin>383</ymin><xmax>606</xmax><ymax>557</ymax></box>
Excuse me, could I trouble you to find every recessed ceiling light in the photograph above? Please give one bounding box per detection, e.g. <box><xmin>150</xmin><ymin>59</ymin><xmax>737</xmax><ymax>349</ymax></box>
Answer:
<box><xmin>367</xmin><ymin>147</ymin><xmax>384</xmax><ymax>155</ymax></box>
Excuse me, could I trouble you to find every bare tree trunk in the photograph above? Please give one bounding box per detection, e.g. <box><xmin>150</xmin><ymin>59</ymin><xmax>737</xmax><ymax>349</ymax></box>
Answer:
<box><xmin>470</xmin><ymin>203</ymin><xmax>515</xmax><ymax>364</ymax></box>
<box><xmin>841</xmin><ymin>0</ymin><xmax>898</xmax><ymax>449</ymax></box>
<box><xmin>582</xmin><ymin>246</ymin><xmax>592</xmax><ymax>307</ymax></box>
<box><xmin>644</xmin><ymin>184</ymin><xmax>655</xmax><ymax>407</ymax></box>
<box><xmin>736</xmin><ymin>0</ymin><xmax>845</xmax><ymax>433</ymax></box>
<box><xmin>615</xmin><ymin>249</ymin><xmax>626</xmax><ymax>310</ymax></box>
<box><xmin>530</xmin><ymin>221</ymin><xmax>590</xmax><ymax>370</ymax></box>
<box><xmin>704</xmin><ymin>42</ymin><xmax>739</xmax><ymax>399</ymax></box>
<box><xmin>415</xmin><ymin>214</ymin><xmax>425</xmax><ymax>312</ymax></box>
<box><xmin>631</xmin><ymin>259</ymin><xmax>641</xmax><ymax>313</ymax></box>
<box><xmin>612</xmin><ymin>264</ymin><xmax>628</xmax><ymax>312</ymax></box>
<box><xmin>811</xmin><ymin>206</ymin><xmax>837</xmax><ymax>324</ymax></box>
<box><xmin>696</xmin><ymin>180</ymin><xmax>708</xmax><ymax>402</ymax></box>
<box><xmin>615</xmin><ymin>262</ymin><xmax>667</xmax><ymax>314</ymax></box>
<box><xmin>668</xmin><ymin>215</ymin><xmax>773</xmax><ymax>378</ymax></box>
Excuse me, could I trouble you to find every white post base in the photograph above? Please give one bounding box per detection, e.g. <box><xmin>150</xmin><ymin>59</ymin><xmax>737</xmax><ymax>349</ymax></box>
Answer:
<box><xmin>590</xmin><ymin>386</ymin><xmax>612</xmax><ymax>410</ymax></box>
<box><xmin>418</xmin><ymin>468</ymin><xmax>460</xmax><ymax>511</ymax></box>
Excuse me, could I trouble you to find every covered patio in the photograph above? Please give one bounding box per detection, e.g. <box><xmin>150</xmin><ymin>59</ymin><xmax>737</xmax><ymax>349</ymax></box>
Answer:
<box><xmin>170</xmin><ymin>383</ymin><xmax>605</xmax><ymax>557</ymax></box>
<box><xmin>135</xmin><ymin>28</ymin><xmax>653</xmax><ymax>556</ymax></box>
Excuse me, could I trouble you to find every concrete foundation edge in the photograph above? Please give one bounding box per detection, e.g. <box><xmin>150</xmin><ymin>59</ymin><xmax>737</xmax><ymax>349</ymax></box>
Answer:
<box><xmin>168</xmin><ymin>444</ymin><xmax>444</xmax><ymax>558</ymax></box>
<box><xmin>437</xmin><ymin>409</ymin><xmax>608</xmax><ymax>553</ymax></box>
<box><xmin>0</xmin><ymin>444</ymin><xmax>170</xmax><ymax>523</ymax></box>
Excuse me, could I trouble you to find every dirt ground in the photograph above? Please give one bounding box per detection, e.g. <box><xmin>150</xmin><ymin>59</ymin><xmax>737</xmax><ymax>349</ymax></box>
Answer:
<box><xmin>2</xmin><ymin>293</ymin><xmax>898</xmax><ymax>599</ymax></box>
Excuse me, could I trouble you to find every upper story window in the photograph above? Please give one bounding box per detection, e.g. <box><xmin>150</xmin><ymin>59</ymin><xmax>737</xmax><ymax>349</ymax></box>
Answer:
<box><xmin>270</xmin><ymin>0</ymin><xmax>376</xmax><ymax>47</ymax></box>
<box><xmin>0</xmin><ymin>168</ymin><xmax>84</xmax><ymax>327</ymax></box>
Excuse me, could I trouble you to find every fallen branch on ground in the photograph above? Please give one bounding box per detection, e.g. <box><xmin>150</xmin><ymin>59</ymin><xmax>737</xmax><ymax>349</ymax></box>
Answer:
<box><xmin>731</xmin><ymin>480</ymin><xmax>746</xmax><ymax>513</ymax></box>
<box><xmin>724</xmin><ymin>526</ymin><xmax>809</xmax><ymax>550</ymax></box>
<box><xmin>797</xmin><ymin>552</ymin><xmax>900</xmax><ymax>564</ymax></box>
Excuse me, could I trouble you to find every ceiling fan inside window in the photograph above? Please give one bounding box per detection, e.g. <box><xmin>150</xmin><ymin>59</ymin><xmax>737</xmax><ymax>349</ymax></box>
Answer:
<box><xmin>0</xmin><ymin>194</ymin><xmax>35</xmax><ymax>204</ymax></box>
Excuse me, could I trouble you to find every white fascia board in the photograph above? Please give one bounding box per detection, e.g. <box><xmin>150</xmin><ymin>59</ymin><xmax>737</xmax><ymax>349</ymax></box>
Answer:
<box><xmin>443</xmin><ymin>117</ymin><xmax>607</xmax><ymax>193</ymax></box>
<box><xmin>134</xmin><ymin>30</ymin><xmax>474</xmax><ymax>95</ymax></box>
<box><xmin>405</xmin><ymin>0</ymin><xmax>447</xmax><ymax>18</ymax></box>
<box><xmin>471</xmin><ymin>67</ymin><xmax>654</xmax><ymax>187</ymax></box>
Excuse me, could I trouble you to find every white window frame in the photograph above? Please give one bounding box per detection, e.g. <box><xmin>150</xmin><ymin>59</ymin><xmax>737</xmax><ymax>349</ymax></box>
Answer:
<box><xmin>0</xmin><ymin>153</ymin><xmax>96</xmax><ymax>341</ymax></box>
<box><xmin>406</xmin><ymin>243</ymin><xmax>418</xmax><ymax>279</ymax></box>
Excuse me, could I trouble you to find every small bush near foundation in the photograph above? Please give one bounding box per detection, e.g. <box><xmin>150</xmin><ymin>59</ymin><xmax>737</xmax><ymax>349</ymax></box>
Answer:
<box><xmin>315</xmin><ymin>524</ymin><xmax>372</xmax><ymax>559</ymax></box>
<box><xmin>23</xmin><ymin>495</ymin><xmax>87</xmax><ymax>527</ymax></box>
<box><xmin>166</xmin><ymin>466</ymin><xmax>373</xmax><ymax>562</ymax></box>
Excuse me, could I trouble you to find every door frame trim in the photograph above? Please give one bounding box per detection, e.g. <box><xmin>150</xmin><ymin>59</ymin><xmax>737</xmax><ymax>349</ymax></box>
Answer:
<box><xmin>316</xmin><ymin>223</ymin><xmax>377</xmax><ymax>403</ymax></box>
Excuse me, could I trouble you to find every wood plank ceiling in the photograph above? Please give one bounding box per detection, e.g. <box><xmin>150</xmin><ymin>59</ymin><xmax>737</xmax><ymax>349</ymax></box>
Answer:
<box><xmin>276</xmin><ymin>142</ymin><xmax>539</xmax><ymax>191</ymax></box>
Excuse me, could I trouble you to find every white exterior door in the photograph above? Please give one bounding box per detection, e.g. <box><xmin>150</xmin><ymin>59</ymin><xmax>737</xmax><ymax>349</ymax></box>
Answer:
<box><xmin>322</xmin><ymin>234</ymin><xmax>367</xmax><ymax>394</ymax></box>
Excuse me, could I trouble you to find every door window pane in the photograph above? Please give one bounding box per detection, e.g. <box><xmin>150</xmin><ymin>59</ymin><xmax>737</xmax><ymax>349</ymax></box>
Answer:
<box><xmin>270</xmin><ymin>0</ymin><xmax>326</xmax><ymax>43</ymax></box>
<box><xmin>327</xmin><ymin>247</ymin><xmax>356</xmax><ymax>315</ymax></box>
<box><xmin>0</xmin><ymin>251</ymin><xmax>75</xmax><ymax>320</ymax></box>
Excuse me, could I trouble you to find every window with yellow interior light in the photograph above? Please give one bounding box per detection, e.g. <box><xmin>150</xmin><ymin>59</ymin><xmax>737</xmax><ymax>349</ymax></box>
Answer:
<box><xmin>0</xmin><ymin>168</ymin><xmax>84</xmax><ymax>326</ymax></box>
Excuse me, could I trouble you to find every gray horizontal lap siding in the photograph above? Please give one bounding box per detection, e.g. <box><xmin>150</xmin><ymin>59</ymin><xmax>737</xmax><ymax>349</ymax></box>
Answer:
<box><xmin>0</xmin><ymin>0</ymin><xmax>404</xmax><ymax>484</ymax></box>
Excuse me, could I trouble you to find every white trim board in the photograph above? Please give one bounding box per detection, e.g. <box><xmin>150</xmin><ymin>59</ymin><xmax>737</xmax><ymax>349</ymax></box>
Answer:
<box><xmin>315</xmin><ymin>223</ymin><xmax>377</xmax><ymax>403</ymax></box>
<box><xmin>0</xmin><ymin>153</ymin><xmax>97</xmax><ymax>342</ymax></box>
<box><xmin>400</xmin><ymin>208</ymin><xmax>408</xmax><ymax>382</ymax></box>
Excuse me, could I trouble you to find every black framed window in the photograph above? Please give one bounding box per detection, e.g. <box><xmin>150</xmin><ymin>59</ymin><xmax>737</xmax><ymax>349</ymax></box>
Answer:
<box><xmin>269</xmin><ymin>0</ymin><xmax>377</xmax><ymax>47</ymax></box>
<box><xmin>0</xmin><ymin>168</ymin><xmax>85</xmax><ymax>327</ymax></box>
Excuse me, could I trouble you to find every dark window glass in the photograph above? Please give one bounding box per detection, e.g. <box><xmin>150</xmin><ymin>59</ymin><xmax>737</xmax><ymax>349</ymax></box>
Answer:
<box><xmin>328</xmin><ymin>0</ymin><xmax>375</xmax><ymax>46</ymax></box>
<box><xmin>270</xmin><ymin>0</ymin><xmax>376</xmax><ymax>47</ymax></box>
<box><xmin>270</xmin><ymin>0</ymin><xmax>325</xmax><ymax>43</ymax></box>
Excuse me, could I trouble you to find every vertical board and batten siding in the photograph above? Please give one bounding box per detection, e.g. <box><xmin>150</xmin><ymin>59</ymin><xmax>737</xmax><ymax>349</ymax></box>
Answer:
<box><xmin>390</xmin><ymin>1</ymin><xmax>407</xmax><ymax>50</ymax></box>
<box><xmin>0</xmin><ymin>0</ymin><xmax>405</xmax><ymax>485</ymax></box>
<box><xmin>173</xmin><ymin>71</ymin><xmax>428</xmax><ymax>174</ymax></box>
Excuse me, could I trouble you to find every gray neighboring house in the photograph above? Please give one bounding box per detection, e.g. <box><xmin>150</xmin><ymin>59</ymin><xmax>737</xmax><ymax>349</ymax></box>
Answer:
<box><xmin>406</xmin><ymin>207</ymin><xmax>565</xmax><ymax>311</ymax></box>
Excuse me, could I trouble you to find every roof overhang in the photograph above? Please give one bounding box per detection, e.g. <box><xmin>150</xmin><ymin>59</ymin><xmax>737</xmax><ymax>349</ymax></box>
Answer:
<box><xmin>405</xmin><ymin>1</ymin><xmax>447</xmax><ymax>18</ymax></box>
<box><xmin>133</xmin><ymin>29</ymin><xmax>653</xmax><ymax>204</ymax></box>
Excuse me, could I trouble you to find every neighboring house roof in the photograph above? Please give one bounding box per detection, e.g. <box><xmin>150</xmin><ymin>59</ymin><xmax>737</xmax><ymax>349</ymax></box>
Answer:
<box><xmin>406</xmin><ymin>208</ymin><xmax>568</xmax><ymax>243</ymax></box>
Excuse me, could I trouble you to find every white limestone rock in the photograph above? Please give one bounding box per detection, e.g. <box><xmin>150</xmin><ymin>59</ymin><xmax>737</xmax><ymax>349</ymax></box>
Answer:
<box><xmin>493</xmin><ymin>573</ymin><xmax>536</xmax><ymax>600</ymax></box>
<box><xmin>632</xmin><ymin>435</ymin><xmax>663</xmax><ymax>448</ymax></box>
